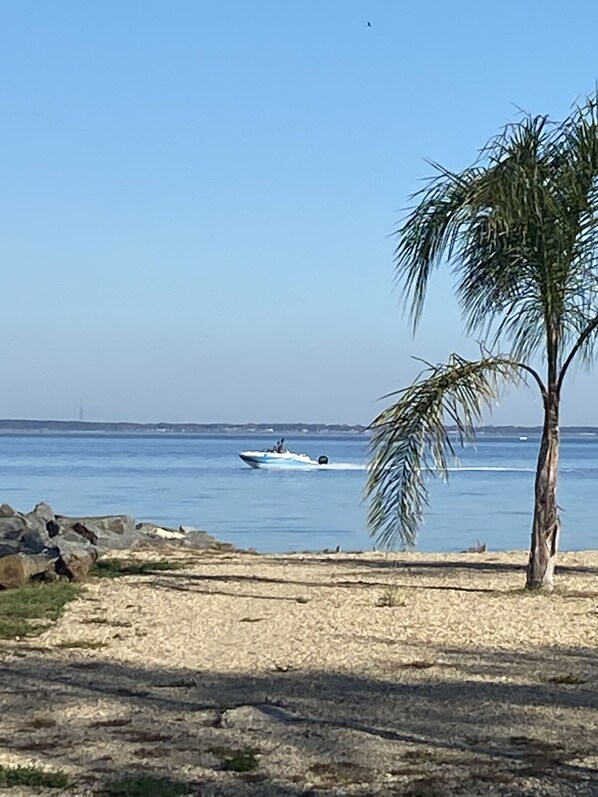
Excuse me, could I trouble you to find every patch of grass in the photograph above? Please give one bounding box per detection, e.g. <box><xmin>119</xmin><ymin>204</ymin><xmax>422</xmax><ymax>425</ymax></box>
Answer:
<box><xmin>0</xmin><ymin>582</ymin><xmax>81</xmax><ymax>639</ymax></box>
<box><xmin>376</xmin><ymin>585</ymin><xmax>406</xmax><ymax>608</ymax></box>
<box><xmin>210</xmin><ymin>746</ymin><xmax>259</xmax><ymax>772</ymax></box>
<box><xmin>92</xmin><ymin>559</ymin><xmax>183</xmax><ymax>579</ymax></box>
<box><xmin>0</xmin><ymin>764</ymin><xmax>69</xmax><ymax>789</ymax></box>
<box><xmin>55</xmin><ymin>640</ymin><xmax>108</xmax><ymax>650</ymax></box>
<box><xmin>103</xmin><ymin>775</ymin><xmax>191</xmax><ymax>796</ymax></box>
<box><xmin>544</xmin><ymin>673</ymin><xmax>589</xmax><ymax>685</ymax></box>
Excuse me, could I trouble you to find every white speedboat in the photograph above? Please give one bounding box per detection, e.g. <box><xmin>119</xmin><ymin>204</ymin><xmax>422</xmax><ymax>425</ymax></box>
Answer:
<box><xmin>239</xmin><ymin>441</ymin><xmax>328</xmax><ymax>469</ymax></box>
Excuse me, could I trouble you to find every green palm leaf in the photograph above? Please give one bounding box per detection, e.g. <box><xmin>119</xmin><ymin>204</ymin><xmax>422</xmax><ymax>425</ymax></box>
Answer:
<box><xmin>366</xmin><ymin>354</ymin><xmax>523</xmax><ymax>550</ymax></box>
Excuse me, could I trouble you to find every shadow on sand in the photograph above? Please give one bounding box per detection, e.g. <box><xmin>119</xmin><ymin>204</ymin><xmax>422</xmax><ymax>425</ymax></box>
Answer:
<box><xmin>1</xmin><ymin>637</ymin><xmax>598</xmax><ymax>795</ymax></box>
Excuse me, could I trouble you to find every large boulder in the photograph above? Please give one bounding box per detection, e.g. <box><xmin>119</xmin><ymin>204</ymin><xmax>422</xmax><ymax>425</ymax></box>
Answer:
<box><xmin>0</xmin><ymin>538</ymin><xmax>20</xmax><ymax>558</ymax></box>
<box><xmin>0</xmin><ymin>552</ymin><xmax>59</xmax><ymax>589</ymax></box>
<box><xmin>55</xmin><ymin>538</ymin><xmax>97</xmax><ymax>581</ymax></box>
<box><xmin>20</xmin><ymin>518</ymin><xmax>56</xmax><ymax>555</ymax></box>
<box><xmin>0</xmin><ymin>510</ymin><xmax>57</xmax><ymax>555</ymax></box>
<box><xmin>0</xmin><ymin>504</ymin><xmax>17</xmax><ymax>518</ymax></box>
<box><xmin>56</xmin><ymin>515</ymin><xmax>137</xmax><ymax>550</ymax></box>
<box><xmin>183</xmin><ymin>529</ymin><xmax>222</xmax><ymax>550</ymax></box>
<box><xmin>0</xmin><ymin>514</ymin><xmax>28</xmax><ymax>540</ymax></box>
<box><xmin>32</xmin><ymin>502</ymin><xmax>55</xmax><ymax>525</ymax></box>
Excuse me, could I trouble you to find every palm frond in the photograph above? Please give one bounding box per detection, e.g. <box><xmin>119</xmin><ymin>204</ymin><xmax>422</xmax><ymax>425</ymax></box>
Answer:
<box><xmin>395</xmin><ymin>93</ymin><xmax>598</xmax><ymax>373</ymax></box>
<box><xmin>366</xmin><ymin>354</ymin><xmax>523</xmax><ymax>550</ymax></box>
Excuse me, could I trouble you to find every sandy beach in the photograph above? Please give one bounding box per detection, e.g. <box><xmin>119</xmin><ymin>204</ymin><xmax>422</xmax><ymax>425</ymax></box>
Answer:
<box><xmin>1</xmin><ymin>548</ymin><xmax>598</xmax><ymax>795</ymax></box>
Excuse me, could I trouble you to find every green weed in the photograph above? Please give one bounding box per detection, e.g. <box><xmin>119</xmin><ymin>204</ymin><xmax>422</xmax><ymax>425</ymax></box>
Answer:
<box><xmin>0</xmin><ymin>582</ymin><xmax>81</xmax><ymax>639</ymax></box>
<box><xmin>0</xmin><ymin>765</ymin><xmax>68</xmax><ymax>788</ymax></box>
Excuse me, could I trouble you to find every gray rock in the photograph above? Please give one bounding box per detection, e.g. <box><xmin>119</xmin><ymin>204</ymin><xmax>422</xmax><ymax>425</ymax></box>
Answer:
<box><xmin>220</xmin><ymin>705</ymin><xmax>284</xmax><ymax>730</ymax></box>
<box><xmin>24</xmin><ymin>510</ymin><xmax>49</xmax><ymax>535</ymax></box>
<box><xmin>58</xmin><ymin>514</ymin><xmax>135</xmax><ymax>538</ymax></box>
<box><xmin>182</xmin><ymin>530</ymin><xmax>220</xmax><ymax>550</ymax></box>
<box><xmin>20</xmin><ymin>519</ymin><xmax>55</xmax><ymax>555</ymax></box>
<box><xmin>0</xmin><ymin>503</ymin><xmax>234</xmax><ymax>588</ymax></box>
<box><xmin>0</xmin><ymin>504</ymin><xmax>16</xmax><ymax>518</ymax></box>
<box><xmin>0</xmin><ymin>515</ymin><xmax>28</xmax><ymax>541</ymax></box>
<box><xmin>55</xmin><ymin>539</ymin><xmax>97</xmax><ymax>581</ymax></box>
<box><xmin>57</xmin><ymin>515</ymin><xmax>138</xmax><ymax>551</ymax></box>
<box><xmin>67</xmin><ymin>522</ymin><xmax>99</xmax><ymax>545</ymax></box>
<box><xmin>0</xmin><ymin>538</ymin><xmax>20</xmax><ymax>558</ymax></box>
<box><xmin>58</xmin><ymin>530</ymin><xmax>98</xmax><ymax>554</ymax></box>
<box><xmin>32</xmin><ymin>502</ymin><xmax>55</xmax><ymax>524</ymax></box>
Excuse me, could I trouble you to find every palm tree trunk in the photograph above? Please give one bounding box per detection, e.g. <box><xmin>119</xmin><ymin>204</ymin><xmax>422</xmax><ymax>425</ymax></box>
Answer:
<box><xmin>526</xmin><ymin>392</ymin><xmax>560</xmax><ymax>590</ymax></box>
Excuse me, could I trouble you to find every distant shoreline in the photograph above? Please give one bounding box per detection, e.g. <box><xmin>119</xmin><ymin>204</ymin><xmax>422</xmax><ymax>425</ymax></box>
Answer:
<box><xmin>0</xmin><ymin>419</ymin><xmax>597</xmax><ymax>436</ymax></box>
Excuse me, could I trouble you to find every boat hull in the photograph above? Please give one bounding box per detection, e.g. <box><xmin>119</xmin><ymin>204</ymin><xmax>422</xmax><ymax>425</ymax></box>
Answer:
<box><xmin>239</xmin><ymin>451</ymin><xmax>321</xmax><ymax>469</ymax></box>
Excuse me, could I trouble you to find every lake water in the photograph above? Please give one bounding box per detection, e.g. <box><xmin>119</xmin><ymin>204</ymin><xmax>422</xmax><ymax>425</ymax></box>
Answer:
<box><xmin>0</xmin><ymin>433</ymin><xmax>597</xmax><ymax>553</ymax></box>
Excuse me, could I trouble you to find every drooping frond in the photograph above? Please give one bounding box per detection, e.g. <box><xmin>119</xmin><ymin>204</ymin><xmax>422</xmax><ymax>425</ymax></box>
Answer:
<box><xmin>366</xmin><ymin>354</ymin><xmax>523</xmax><ymax>550</ymax></box>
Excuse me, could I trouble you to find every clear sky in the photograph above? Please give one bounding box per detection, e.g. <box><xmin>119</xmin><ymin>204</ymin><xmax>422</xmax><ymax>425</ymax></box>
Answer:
<box><xmin>2</xmin><ymin>0</ymin><xmax>598</xmax><ymax>425</ymax></box>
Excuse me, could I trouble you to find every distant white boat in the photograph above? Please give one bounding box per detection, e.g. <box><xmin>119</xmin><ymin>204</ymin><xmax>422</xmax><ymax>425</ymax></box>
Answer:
<box><xmin>518</xmin><ymin>436</ymin><xmax>528</xmax><ymax>441</ymax></box>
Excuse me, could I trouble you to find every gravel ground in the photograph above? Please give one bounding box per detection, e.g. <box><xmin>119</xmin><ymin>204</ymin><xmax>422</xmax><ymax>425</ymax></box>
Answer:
<box><xmin>1</xmin><ymin>548</ymin><xmax>597</xmax><ymax>795</ymax></box>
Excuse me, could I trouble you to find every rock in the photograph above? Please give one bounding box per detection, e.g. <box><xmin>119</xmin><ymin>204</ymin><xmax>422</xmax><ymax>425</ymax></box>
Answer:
<box><xmin>24</xmin><ymin>510</ymin><xmax>48</xmax><ymax>535</ymax></box>
<box><xmin>19</xmin><ymin>520</ymin><xmax>56</xmax><ymax>556</ymax></box>
<box><xmin>220</xmin><ymin>705</ymin><xmax>281</xmax><ymax>730</ymax></box>
<box><xmin>58</xmin><ymin>530</ymin><xmax>98</xmax><ymax>552</ymax></box>
<box><xmin>0</xmin><ymin>538</ymin><xmax>20</xmax><ymax>558</ymax></box>
<box><xmin>182</xmin><ymin>530</ymin><xmax>220</xmax><ymax>550</ymax></box>
<box><xmin>58</xmin><ymin>514</ymin><xmax>135</xmax><ymax>537</ymax></box>
<box><xmin>33</xmin><ymin>502</ymin><xmax>55</xmax><ymax>524</ymax></box>
<box><xmin>0</xmin><ymin>515</ymin><xmax>28</xmax><ymax>540</ymax></box>
<box><xmin>55</xmin><ymin>539</ymin><xmax>97</xmax><ymax>581</ymax></box>
<box><xmin>136</xmin><ymin>523</ymin><xmax>185</xmax><ymax>541</ymax></box>
<box><xmin>70</xmin><ymin>522</ymin><xmax>99</xmax><ymax>546</ymax></box>
<box><xmin>0</xmin><ymin>503</ymin><xmax>233</xmax><ymax>587</ymax></box>
<box><xmin>0</xmin><ymin>553</ymin><xmax>58</xmax><ymax>589</ymax></box>
<box><xmin>56</xmin><ymin>515</ymin><xmax>137</xmax><ymax>551</ymax></box>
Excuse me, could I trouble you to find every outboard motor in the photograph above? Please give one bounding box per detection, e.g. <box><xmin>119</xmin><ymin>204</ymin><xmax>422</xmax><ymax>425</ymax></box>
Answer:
<box><xmin>318</xmin><ymin>455</ymin><xmax>328</xmax><ymax>465</ymax></box>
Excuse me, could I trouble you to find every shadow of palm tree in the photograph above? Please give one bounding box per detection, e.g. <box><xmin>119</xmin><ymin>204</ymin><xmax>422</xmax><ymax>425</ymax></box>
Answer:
<box><xmin>1</xmin><ymin>641</ymin><xmax>597</xmax><ymax>795</ymax></box>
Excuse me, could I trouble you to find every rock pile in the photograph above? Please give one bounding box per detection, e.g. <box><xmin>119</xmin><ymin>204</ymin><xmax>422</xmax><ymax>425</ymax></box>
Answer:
<box><xmin>0</xmin><ymin>502</ymin><xmax>226</xmax><ymax>589</ymax></box>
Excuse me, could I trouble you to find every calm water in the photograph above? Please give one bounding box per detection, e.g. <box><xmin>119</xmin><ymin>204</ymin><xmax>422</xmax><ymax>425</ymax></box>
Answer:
<box><xmin>0</xmin><ymin>433</ymin><xmax>597</xmax><ymax>552</ymax></box>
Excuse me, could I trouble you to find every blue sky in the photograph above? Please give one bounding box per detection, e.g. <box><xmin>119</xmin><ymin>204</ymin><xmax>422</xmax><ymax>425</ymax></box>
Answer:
<box><xmin>1</xmin><ymin>0</ymin><xmax>598</xmax><ymax>424</ymax></box>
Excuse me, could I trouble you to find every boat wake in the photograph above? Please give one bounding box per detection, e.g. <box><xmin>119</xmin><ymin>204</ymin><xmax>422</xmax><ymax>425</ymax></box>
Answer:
<box><xmin>447</xmin><ymin>466</ymin><xmax>535</xmax><ymax>473</ymax></box>
<box><xmin>319</xmin><ymin>462</ymin><xmax>365</xmax><ymax>471</ymax></box>
<box><xmin>249</xmin><ymin>462</ymin><xmax>365</xmax><ymax>471</ymax></box>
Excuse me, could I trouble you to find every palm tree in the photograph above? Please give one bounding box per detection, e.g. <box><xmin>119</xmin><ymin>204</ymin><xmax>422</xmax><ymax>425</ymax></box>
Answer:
<box><xmin>366</xmin><ymin>95</ymin><xmax>598</xmax><ymax>590</ymax></box>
